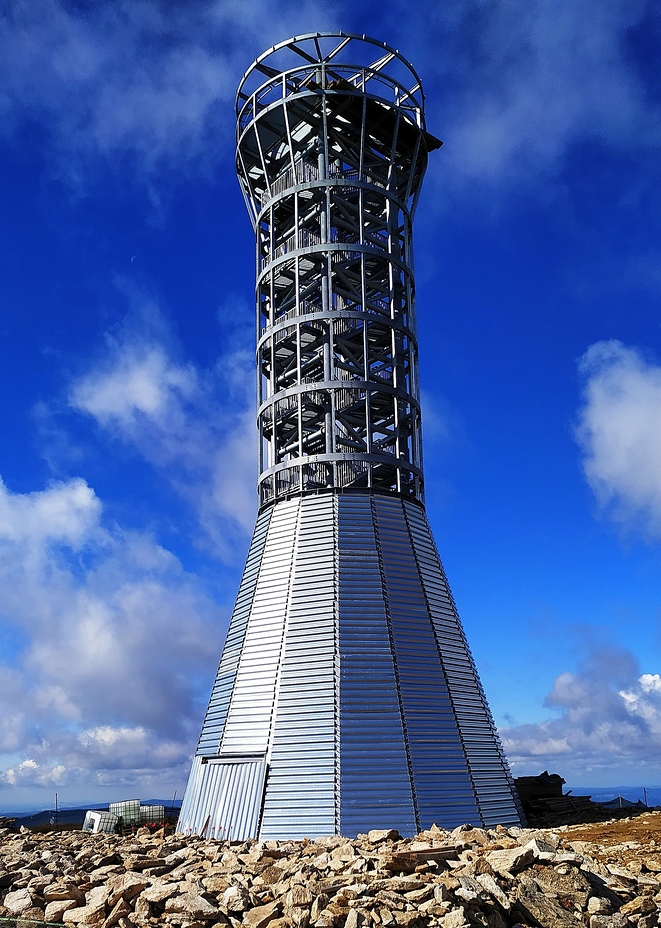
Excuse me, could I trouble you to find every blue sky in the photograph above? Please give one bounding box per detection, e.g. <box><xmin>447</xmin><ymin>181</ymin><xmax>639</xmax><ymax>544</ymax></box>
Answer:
<box><xmin>1</xmin><ymin>0</ymin><xmax>661</xmax><ymax>811</ymax></box>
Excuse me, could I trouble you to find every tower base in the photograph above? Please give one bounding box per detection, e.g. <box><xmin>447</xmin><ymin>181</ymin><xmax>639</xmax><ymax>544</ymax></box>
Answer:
<box><xmin>178</xmin><ymin>494</ymin><xmax>522</xmax><ymax>839</ymax></box>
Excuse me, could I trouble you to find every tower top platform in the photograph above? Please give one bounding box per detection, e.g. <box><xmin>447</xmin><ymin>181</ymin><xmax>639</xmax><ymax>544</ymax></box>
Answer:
<box><xmin>236</xmin><ymin>32</ymin><xmax>428</xmax><ymax>129</ymax></box>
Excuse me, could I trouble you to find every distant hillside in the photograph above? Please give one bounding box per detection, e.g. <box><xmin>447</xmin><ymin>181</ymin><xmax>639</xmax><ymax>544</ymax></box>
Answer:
<box><xmin>5</xmin><ymin>799</ymin><xmax>182</xmax><ymax>829</ymax></box>
<box><xmin>568</xmin><ymin>785</ymin><xmax>661</xmax><ymax>806</ymax></box>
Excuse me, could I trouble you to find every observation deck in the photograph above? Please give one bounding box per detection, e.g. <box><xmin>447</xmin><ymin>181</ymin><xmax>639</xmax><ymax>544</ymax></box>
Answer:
<box><xmin>235</xmin><ymin>33</ymin><xmax>442</xmax><ymax>509</ymax></box>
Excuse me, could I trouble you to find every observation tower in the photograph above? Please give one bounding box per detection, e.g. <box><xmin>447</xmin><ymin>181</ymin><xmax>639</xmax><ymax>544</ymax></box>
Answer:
<box><xmin>178</xmin><ymin>33</ymin><xmax>523</xmax><ymax>839</ymax></box>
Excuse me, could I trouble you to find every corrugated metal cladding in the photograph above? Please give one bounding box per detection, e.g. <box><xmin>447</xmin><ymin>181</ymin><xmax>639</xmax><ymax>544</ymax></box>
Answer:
<box><xmin>403</xmin><ymin>502</ymin><xmax>524</xmax><ymax>827</ymax></box>
<box><xmin>178</xmin><ymin>494</ymin><xmax>523</xmax><ymax>839</ymax></box>
<box><xmin>196</xmin><ymin>508</ymin><xmax>272</xmax><ymax>756</ymax></box>
<box><xmin>178</xmin><ymin>756</ymin><xmax>267</xmax><ymax>840</ymax></box>
<box><xmin>260</xmin><ymin>495</ymin><xmax>337</xmax><ymax>840</ymax></box>
<box><xmin>338</xmin><ymin>496</ymin><xmax>417</xmax><ymax>837</ymax></box>
<box><xmin>219</xmin><ymin>500</ymin><xmax>300</xmax><ymax>756</ymax></box>
<box><xmin>372</xmin><ymin>496</ymin><xmax>481</xmax><ymax>829</ymax></box>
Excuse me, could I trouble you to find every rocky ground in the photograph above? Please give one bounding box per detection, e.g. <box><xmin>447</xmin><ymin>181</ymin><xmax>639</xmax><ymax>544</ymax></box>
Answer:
<box><xmin>1</xmin><ymin>813</ymin><xmax>660</xmax><ymax>928</ymax></box>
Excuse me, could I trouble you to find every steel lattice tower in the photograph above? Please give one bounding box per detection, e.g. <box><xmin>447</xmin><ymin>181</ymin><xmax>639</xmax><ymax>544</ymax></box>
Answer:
<box><xmin>178</xmin><ymin>33</ymin><xmax>523</xmax><ymax>839</ymax></box>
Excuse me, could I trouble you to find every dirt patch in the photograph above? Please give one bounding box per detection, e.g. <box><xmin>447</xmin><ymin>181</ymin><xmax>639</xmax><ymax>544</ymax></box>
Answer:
<box><xmin>563</xmin><ymin>811</ymin><xmax>661</xmax><ymax>847</ymax></box>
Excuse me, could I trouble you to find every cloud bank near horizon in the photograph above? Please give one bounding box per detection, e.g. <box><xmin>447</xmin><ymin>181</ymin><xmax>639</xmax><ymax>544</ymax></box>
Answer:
<box><xmin>502</xmin><ymin>644</ymin><xmax>661</xmax><ymax>782</ymax></box>
<box><xmin>504</xmin><ymin>337</ymin><xmax>661</xmax><ymax>779</ymax></box>
<box><xmin>0</xmin><ymin>291</ymin><xmax>261</xmax><ymax>793</ymax></box>
<box><xmin>0</xmin><ymin>475</ymin><xmax>223</xmax><ymax>793</ymax></box>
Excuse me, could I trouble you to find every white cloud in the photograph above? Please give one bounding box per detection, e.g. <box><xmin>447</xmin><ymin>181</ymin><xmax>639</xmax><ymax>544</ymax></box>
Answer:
<box><xmin>0</xmin><ymin>0</ymin><xmax>235</xmax><ymax>175</ymax></box>
<box><xmin>0</xmin><ymin>668</ymin><xmax>28</xmax><ymax>756</ymax></box>
<box><xmin>0</xmin><ymin>0</ymin><xmax>338</xmax><ymax>180</ymax></box>
<box><xmin>67</xmin><ymin>303</ymin><xmax>257</xmax><ymax>556</ymax></box>
<box><xmin>0</xmin><ymin>475</ymin><xmax>101</xmax><ymax>550</ymax></box>
<box><xmin>0</xmin><ymin>475</ymin><xmax>224</xmax><ymax>793</ymax></box>
<box><xmin>502</xmin><ymin>645</ymin><xmax>661</xmax><ymax>780</ymax></box>
<box><xmin>71</xmin><ymin>345</ymin><xmax>197</xmax><ymax>428</ymax></box>
<box><xmin>576</xmin><ymin>340</ymin><xmax>661</xmax><ymax>537</ymax></box>
<box><xmin>389</xmin><ymin>0</ymin><xmax>660</xmax><ymax>203</ymax></box>
<box><xmin>620</xmin><ymin>673</ymin><xmax>661</xmax><ymax>732</ymax></box>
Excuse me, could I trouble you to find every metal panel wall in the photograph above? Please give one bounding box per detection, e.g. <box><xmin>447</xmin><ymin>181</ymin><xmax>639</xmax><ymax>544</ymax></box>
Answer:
<box><xmin>260</xmin><ymin>495</ymin><xmax>337</xmax><ymax>839</ymax></box>
<box><xmin>180</xmin><ymin>493</ymin><xmax>523</xmax><ymax>838</ymax></box>
<box><xmin>337</xmin><ymin>495</ymin><xmax>417</xmax><ymax>837</ymax></box>
<box><xmin>403</xmin><ymin>501</ymin><xmax>523</xmax><ymax>827</ymax></box>
<box><xmin>373</xmin><ymin>496</ymin><xmax>481</xmax><ymax>829</ymax></box>
<box><xmin>178</xmin><ymin>755</ymin><xmax>268</xmax><ymax>840</ymax></box>
<box><xmin>220</xmin><ymin>499</ymin><xmax>300</xmax><ymax>755</ymax></box>
<box><xmin>196</xmin><ymin>508</ymin><xmax>272</xmax><ymax>755</ymax></box>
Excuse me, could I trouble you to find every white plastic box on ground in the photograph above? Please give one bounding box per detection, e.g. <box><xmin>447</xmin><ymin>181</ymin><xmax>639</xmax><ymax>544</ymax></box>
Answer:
<box><xmin>82</xmin><ymin>810</ymin><xmax>119</xmax><ymax>834</ymax></box>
